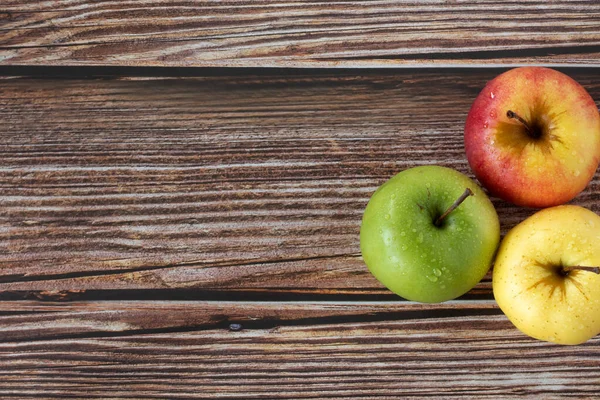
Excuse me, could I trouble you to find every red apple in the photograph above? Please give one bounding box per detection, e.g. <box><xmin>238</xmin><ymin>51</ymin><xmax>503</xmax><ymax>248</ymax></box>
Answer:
<box><xmin>464</xmin><ymin>67</ymin><xmax>600</xmax><ymax>208</ymax></box>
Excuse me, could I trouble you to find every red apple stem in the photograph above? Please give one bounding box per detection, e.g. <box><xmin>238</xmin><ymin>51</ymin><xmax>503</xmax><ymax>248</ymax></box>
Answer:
<box><xmin>506</xmin><ymin>110</ymin><xmax>533</xmax><ymax>135</ymax></box>
<box><xmin>435</xmin><ymin>188</ymin><xmax>473</xmax><ymax>226</ymax></box>
<box><xmin>561</xmin><ymin>266</ymin><xmax>600</xmax><ymax>275</ymax></box>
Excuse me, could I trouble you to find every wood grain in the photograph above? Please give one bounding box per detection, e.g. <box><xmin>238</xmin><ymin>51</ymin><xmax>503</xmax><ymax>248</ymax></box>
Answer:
<box><xmin>2</xmin><ymin>1</ymin><xmax>600</xmax><ymax>67</ymax></box>
<box><xmin>1</xmin><ymin>300</ymin><xmax>598</xmax><ymax>399</ymax></box>
<box><xmin>2</xmin><ymin>69</ymin><xmax>600</xmax><ymax>295</ymax></box>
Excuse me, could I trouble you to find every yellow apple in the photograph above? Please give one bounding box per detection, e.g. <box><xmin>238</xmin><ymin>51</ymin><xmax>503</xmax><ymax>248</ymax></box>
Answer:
<box><xmin>493</xmin><ymin>205</ymin><xmax>600</xmax><ymax>345</ymax></box>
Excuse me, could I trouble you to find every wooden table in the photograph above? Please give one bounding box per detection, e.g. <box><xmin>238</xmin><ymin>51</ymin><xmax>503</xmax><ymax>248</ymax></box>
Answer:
<box><xmin>2</xmin><ymin>1</ymin><xmax>600</xmax><ymax>398</ymax></box>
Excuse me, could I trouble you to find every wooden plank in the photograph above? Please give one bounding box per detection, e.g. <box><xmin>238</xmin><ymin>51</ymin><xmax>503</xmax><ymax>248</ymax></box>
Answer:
<box><xmin>1</xmin><ymin>70</ymin><xmax>600</xmax><ymax>294</ymax></box>
<box><xmin>0</xmin><ymin>301</ymin><xmax>598</xmax><ymax>399</ymax></box>
<box><xmin>1</xmin><ymin>1</ymin><xmax>600</xmax><ymax>67</ymax></box>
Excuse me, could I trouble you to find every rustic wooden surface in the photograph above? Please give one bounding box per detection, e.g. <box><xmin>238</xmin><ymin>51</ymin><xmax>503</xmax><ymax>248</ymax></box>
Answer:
<box><xmin>2</xmin><ymin>1</ymin><xmax>600</xmax><ymax>399</ymax></box>
<box><xmin>1</xmin><ymin>301</ymin><xmax>599</xmax><ymax>399</ymax></box>
<box><xmin>2</xmin><ymin>0</ymin><xmax>600</xmax><ymax>67</ymax></box>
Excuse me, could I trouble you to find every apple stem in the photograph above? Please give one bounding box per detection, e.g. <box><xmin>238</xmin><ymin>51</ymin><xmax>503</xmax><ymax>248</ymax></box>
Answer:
<box><xmin>507</xmin><ymin>110</ymin><xmax>534</xmax><ymax>136</ymax></box>
<box><xmin>561</xmin><ymin>266</ymin><xmax>600</xmax><ymax>275</ymax></box>
<box><xmin>435</xmin><ymin>188</ymin><xmax>473</xmax><ymax>226</ymax></box>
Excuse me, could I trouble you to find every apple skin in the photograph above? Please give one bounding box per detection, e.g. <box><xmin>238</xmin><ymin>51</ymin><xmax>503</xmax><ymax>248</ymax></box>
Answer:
<box><xmin>360</xmin><ymin>166</ymin><xmax>500</xmax><ymax>303</ymax></box>
<box><xmin>465</xmin><ymin>67</ymin><xmax>600</xmax><ymax>208</ymax></box>
<box><xmin>493</xmin><ymin>205</ymin><xmax>600</xmax><ymax>345</ymax></box>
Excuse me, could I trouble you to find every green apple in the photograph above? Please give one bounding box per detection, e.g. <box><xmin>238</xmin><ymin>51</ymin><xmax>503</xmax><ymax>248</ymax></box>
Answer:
<box><xmin>360</xmin><ymin>165</ymin><xmax>500</xmax><ymax>303</ymax></box>
<box><xmin>493</xmin><ymin>205</ymin><xmax>600</xmax><ymax>345</ymax></box>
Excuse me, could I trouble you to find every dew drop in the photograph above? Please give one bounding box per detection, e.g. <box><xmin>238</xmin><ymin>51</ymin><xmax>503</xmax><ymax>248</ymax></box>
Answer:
<box><xmin>427</xmin><ymin>275</ymin><xmax>438</xmax><ymax>282</ymax></box>
<box><xmin>384</xmin><ymin>214</ymin><xmax>390</xmax><ymax>220</ymax></box>
<box><xmin>391</xmin><ymin>193</ymin><xmax>396</xmax><ymax>199</ymax></box>
<box><xmin>433</xmin><ymin>268</ymin><xmax>442</xmax><ymax>277</ymax></box>
<box><xmin>400</xmin><ymin>231</ymin><xmax>406</xmax><ymax>236</ymax></box>
<box><xmin>574</xmin><ymin>170</ymin><xmax>581</xmax><ymax>177</ymax></box>
<box><xmin>483</xmin><ymin>122</ymin><xmax>489</xmax><ymax>129</ymax></box>
<box><xmin>489</xmin><ymin>110</ymin><xmax>497</xmax><ymax>118</ymax></box>
<box><xmin>490</xmin><ymin>92</ymin><xmax>495</xmax><ymax>99</ymax></box>
<box><xmin>401</xmin><ymin>245</ymin><xmax>407</xmax><ymax>250</ymax></box>
<box><xmin>425</xmin><ymin>183</ymin><xmax>431</xmax><ymax>188</ymax></box>
<box><xmin>412</xmin><ymin>228</ymin><xmax>417</xmax><ymax>233</ymax></box>
<box><xmin>417</xmin><ymin>233</ymin><xmax>424</xmax><ymax>243</ymax></box>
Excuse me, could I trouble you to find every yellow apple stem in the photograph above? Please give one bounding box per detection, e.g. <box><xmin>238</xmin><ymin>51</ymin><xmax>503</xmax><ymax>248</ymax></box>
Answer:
<box><xmin>561</xmin><ymin>266</ymin><xmax>600</xmax><ymax>275</ymax></box>
<box><xmin>435</xmin><ymin>188</ymin><xmax>473</xmax><ymax>226</ymax></box>
<box><xmin>506</xmin><ymin>110</ymin><xmax>539</xmax><ymax>138</ymax></box>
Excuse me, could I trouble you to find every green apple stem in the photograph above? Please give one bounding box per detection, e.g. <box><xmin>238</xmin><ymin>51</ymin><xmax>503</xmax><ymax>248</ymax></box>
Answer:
<box><xmin>561</xmin><ymin>266</ymin><xmax>600</xmax><ymax>275</ymax></box>
<box><xmin>435</xmin><ymin>188</ymin><xmax>473</xmax><ymax>226</ymax></box>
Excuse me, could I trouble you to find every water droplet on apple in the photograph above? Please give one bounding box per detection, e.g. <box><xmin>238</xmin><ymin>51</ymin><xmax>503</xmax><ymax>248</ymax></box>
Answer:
<box><xmin>384</xmin><ymin>214</ymin><xmax>390</xmax><ymax>220</ymax></box>
<box><xmin>378</xmin><ymin>229</ymin><xmax>383</xmax><ymax>234</ymax></box>
<box><xmin>425</xmin><ymin>183</ymin><xmax>431</xmax><ymax>188</ymax></box>
<box><xmin>489</xmin><ymin>110</ymin><xmax>497</xmax><ymax>118</ymax></box>
<box><xmin>400</xmin><ymin>231</ymin><xmax>406</xmax><ymax>236</ymax></box>
<box><xmin>433</xmin><ymin>268</ymin><xmax>442</xmax><ymax>276</ymax></box>
<box><xmin>426</xmin><ymin>275</ymin><xmax>438</xmax><ymax>282</ymax></box>
<box><xmin>417</xmin><ymin>233</ymin><xmax>424</xmax><ymax>243</ymax></box>
<box><xmin>401</xmin><ymin>245</ymin><xmax>407</xmax><ymax>250</ymax></box>
<box><xmin>412</xmin><ymin>228</ymin><xmax>417</xmax><ymax>233</ymax></box>
<box><xmin>483</xmin><ymin>122</ymin><xmax>489</xmax><ymax>129</ymax></box>
<box><xmin>490</xmin><ymin>92</ymin><xmax>495</xmax><ymax>99</ymax></box>
<box><xmin>391</xmin><ymin>193</ymin><xmax>396</xmax><ymax>199</ymax></box>
<box><xmin>574</xmin><ymin>170</ymin><xmax>581</xmax><ymax>177</ymax></box>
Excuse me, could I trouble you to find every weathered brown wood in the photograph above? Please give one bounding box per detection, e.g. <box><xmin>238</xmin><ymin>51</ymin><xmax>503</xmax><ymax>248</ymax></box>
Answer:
<box><xmin>0</xmin><ymin>300</ymin><xmax>598</xmax><ymax>399</ymax></box>
<box><xmin>2</xmin><ymin>1</ymin><xmax>600</xmax><ymax>67</ymax></box>
<box><xmin>0</xmin><ymin>300</ymin><xmax>502</xmax><ymax>341</ymax></box>
<box><xmin>2</xmin><ymin>70</ymin><xmax>600</xmax><ymax>294</ymax></box>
